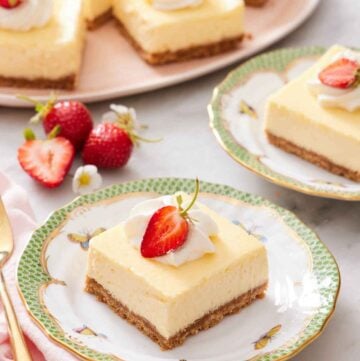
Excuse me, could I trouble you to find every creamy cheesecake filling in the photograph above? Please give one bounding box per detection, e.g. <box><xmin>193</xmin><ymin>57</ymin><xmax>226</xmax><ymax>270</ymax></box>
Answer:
<box><xmin>87</xmin><ymin>240</ymin><xmax>268</xmax><ymax>339</ymax></box>
<box><xmin>86</xmin><ymin>199</ymin><xmax>268</xmax><ymax>340</ymax></box>
<box><xmin>0</xmin><ymin>0</ymin><xmax>85</xmax><ymax>80</ymax></box>
<box><xmin>265</xmin><ymin>101</ymin><xmax>360</xmax><ymax>173</ymax></box>
<box><xmin>112</xmin><ymin>0</ymin><xmax>245</xmax><ymax>53</ymax></box>
<box><xmin>83</xmin><ymin>0</ymin><xmax>112</xmax><ymax>22</ymax></box>
<box><xmin>264</xmin><ymin>46</ymin><xmax>360</xmax><ymax>175</ymax></box>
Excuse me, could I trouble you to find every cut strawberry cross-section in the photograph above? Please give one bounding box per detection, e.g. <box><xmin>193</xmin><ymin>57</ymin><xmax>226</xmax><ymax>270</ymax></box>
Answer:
<box><xmin>0</xmin><ymin>0</ymin><xmax>22</xmax><ymax>9</ymax></box>
<box><xmin>141</xmin><ymin>205</ymin><xmax>189</xmax><ymax>258</ymax></box>
<box><xmin>141</xmin><ymin>179</ymin><xmax>200</xmax><ymax>258</ymax></box>
<box><xmin>319</xmin><ymin>58</ymin><xmax>360</xmax><ymax>89</ymax></box>
<box><xmin>18</xmin><ymin>129</ymin><xmax>75</xmax><ymax>188</ymax></box>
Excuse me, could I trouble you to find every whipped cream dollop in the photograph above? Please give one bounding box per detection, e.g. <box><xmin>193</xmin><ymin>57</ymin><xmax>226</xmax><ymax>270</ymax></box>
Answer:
<box><xmin>123</xmin><ymin>194</ymin><xmax>218</xmax><ymax>267</ymax></box>
<box><xmin>308</xmin><ymin>49</ymin><xmax>360</xmax><ymax>112</ymax></box>
<box><xmin>151</xmin><ymin>0</ymin><xmax>203</xmax><ymax>11</ymax></box>
<box><xmin>0</xmin><ymin>0</ymin><xmax>54</xmax><ymax>31</ymax></box>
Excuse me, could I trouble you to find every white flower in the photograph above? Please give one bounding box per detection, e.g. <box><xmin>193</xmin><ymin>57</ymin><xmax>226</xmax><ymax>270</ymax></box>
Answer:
<box><xmin>102</xmin><ymin>104</ymin><xmax>137</xmax><ymax>125</ymax></box>
<box><xmin>72</xmin><ymin>165</ymin><xmax>103</xmax><ymax>195</ymax></box>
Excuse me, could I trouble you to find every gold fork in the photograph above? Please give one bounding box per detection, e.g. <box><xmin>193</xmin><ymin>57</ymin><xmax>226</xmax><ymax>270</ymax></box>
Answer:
<box><xmin>0</xmin><ymin>198</ymin><xmax>32</xmax><ymax>361</ymax></box>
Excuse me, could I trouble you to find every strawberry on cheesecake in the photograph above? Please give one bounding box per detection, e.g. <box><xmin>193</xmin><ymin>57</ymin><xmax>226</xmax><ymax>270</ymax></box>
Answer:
<box><xmin>265</xmin><ymin>45</ymin><xmax>360</xmax><ymax>181</ymax></box>
<box><xmin>0</xmin><ymin>0</ymin><xmax>85</xmax><ymax>90</ymax></box>
<box><xmin>85</xmin><ymin>181</ymin><xmax>269</xmax><ymax>349</ymax></box>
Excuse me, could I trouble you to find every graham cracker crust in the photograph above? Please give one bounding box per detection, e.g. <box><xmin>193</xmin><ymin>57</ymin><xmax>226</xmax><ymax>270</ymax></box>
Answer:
<box><xmin>115</xmin><ymin>19</ymin><xmax>244</xmax><ymax>65</ymax></box>
<box><xmin>267</xmin><ymin>132</ymin><xmax>360</xmax><ymax>182</ymax></box>
<box><xmin>245</xmin><ymin>0</ymin><xmax>269</xmax><ymax>6</ymax></box>
<box><xmin>86</xmin><ymin>9</ymin><xmax>113</xmax><ymax>30</ymax></box>
<box><xmin>0</xmin><ymin>74</ymin><xmax>76</xmax><ymax>90</ymax></box>
<box><xmin>85</xmin><ymin>277</ymin><xmax>267</xmax><ymax>350</ymax></box>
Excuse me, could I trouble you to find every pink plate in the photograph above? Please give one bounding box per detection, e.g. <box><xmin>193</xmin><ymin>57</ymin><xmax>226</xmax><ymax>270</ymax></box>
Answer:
<box><xmin>0</xmin><ymin>0</ymin><xmax>320</xmax><ymax>108</ymax></box>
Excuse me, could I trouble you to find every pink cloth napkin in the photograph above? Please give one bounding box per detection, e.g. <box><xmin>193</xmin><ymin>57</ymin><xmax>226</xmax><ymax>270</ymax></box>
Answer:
<box><xmin>0</xmin><ymin>170</ymin><xmax>78</xmax><ymax>361</ymax></box>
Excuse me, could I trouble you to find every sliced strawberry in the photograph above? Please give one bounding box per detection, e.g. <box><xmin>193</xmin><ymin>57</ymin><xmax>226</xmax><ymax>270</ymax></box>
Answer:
<box><xmin>319</xmin><ymin>58</ymin><xmax>359</xmax><ymax>89</ymax></box>
<box><xmin>0</xmin><ymin>0</ymin><xmax>22</xmax><ymax>9</ymax></box>
<box><xmin>141</xmin><ymin>206</ymin><xmax>189</xmax><ymax>258</ymax></box>
<box><xmin>18</xmin><ymin>136</ymin><xmax>75</xmax><ymax>188</ymax></box>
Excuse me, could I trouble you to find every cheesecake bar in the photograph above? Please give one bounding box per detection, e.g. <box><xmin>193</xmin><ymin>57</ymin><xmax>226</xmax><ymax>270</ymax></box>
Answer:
<box><xmin>85</xmin><ymin>194</ymin><xmax>268</xmax><ymax>349</ymax></box>
<box><xmin>0</xmin><ymin>0</ymin><xmax>85</xmax><ymax>90</ymax></box>
<box><xmin>83</xmin><ymin>0</ymin><xmax>113</xmax><ymax>30</ymax></box>
<box><xmin>265</xmin><ymin>45</ymin><xmax>360</xmax><ymax>181</ymax></box>
<box><xmin>112</xmin><ymin>0</ymin><xmax>245</xmax><ymax>65</ymax></box>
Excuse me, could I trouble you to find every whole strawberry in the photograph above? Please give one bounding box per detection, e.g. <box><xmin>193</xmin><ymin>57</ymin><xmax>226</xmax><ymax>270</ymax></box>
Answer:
<box><xmin>82</xmin><ymin>104</ymin><xmax>158</xmax><ymax>169</ymax></box>
<box><xmin>18</xmin><ymin>127</ymin><xmax>75</xmax><ymax>188</ymax></box>
<box><xmin>82</xmin><ymin>122</ymin><xmax>133</xmax><ymax>169</ymax></box>
<box><xmin>21</xmin><ymin>95</ymin><xmax>93</xmax><ymax>150</ymax></box>
<box><xmin>0</xmin><ymin>0</ymin><xmax>22</xmax><ymax>9</ymax></box>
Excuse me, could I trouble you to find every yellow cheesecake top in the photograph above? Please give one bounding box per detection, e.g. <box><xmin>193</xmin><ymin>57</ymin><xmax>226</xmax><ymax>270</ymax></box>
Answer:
<box><xmin>114</xmin><ymin>0</ymin><xmax>244</xmax><ymax>23</ymax></box>
<box><xmin>268</xmin><ymin>45</ymin><xmax>360</xmax><ymax>142</ymax></box>
<box><xmin>83</xmin><ymin>0</ymin><xmax>112</xmax><ymax>22</ymax></box>
<box><xmin>112</xmin><ymin>0</ymin><xmax>245</xmax><ymax>52</ymax></box>
<box><xmin>89</xmin><ymin>198</ymin><xmax>267</xmax><ymax>299</ymax></box>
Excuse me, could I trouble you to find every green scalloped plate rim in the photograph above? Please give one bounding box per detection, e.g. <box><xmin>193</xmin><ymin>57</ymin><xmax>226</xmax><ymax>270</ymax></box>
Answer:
<box><xmin>17</xmin><ymin>178</ymin><xmax>341</xmax><ymax>361</ymax></box>
<box><xmin>208</xmin><ymin>46</ymin><xmax>360</xmax><ymax>201</ymax></box>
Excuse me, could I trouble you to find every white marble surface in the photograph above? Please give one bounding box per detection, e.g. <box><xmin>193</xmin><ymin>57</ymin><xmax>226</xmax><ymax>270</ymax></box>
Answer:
<box><xmin>0</xmin><ymin>0</ymin><xmax>359</xmax><ymax>360</ymax></box>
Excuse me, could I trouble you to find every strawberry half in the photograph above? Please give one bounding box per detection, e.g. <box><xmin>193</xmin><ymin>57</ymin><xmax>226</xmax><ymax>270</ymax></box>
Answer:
<box><xmin>319</xmin><ymin>58</ymin><xmax>360</xmax><ymax>89</ymax></box>
<box><xmin>18</xmin><ymin>129</ymin><xmax>75</xmax><ymax>188</ymax></box>
<box><xmin>0</xmin><ymin>0</ymin><xmax>22</xmax><ymax>9</ymax></box>
<box><xmin>141</xmin><ymin>206</ymin><xmax>189</xmax><ymax>258</ymax></box>
<box><xmin>141</xmin><ymin>179</ymin><xmax>200</xmax><ymax>258</ymax></box>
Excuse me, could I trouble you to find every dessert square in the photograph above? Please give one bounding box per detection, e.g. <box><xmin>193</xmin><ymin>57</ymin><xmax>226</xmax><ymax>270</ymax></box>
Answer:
<box><xmin>0</xmin><ymin>0</ymin><xmax>85</xmax><ymax>90</ymax></box>
<box><xmin>112</xmin><ymin>0</ymin><xmax>245</xmax><ymax>65</ymax></box>
<box><xmin>265</xmin><ymin>45</ymin><xmax>360</xmax><ymax>181</ymax></box>
<box><xmin>83</xmin><ymin>0</ymin><xmax>113</xmax><ymax>30</ymax></box>
<box><xmin>85</xmin><ymin>193</ymin><xmax>268</xmax><ymax>349</ymax></box>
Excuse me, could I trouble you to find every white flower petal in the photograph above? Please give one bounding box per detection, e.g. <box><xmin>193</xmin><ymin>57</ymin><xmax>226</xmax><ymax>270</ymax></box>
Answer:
<box><xmin>72</xmin><ymin>165</ymin><xmax>103</xmax><ymax>195</ymax></box>
<box><xmin>102</xmin><ymin>111</ymin><xmax>118</xmax><ymax>123</ymax></box>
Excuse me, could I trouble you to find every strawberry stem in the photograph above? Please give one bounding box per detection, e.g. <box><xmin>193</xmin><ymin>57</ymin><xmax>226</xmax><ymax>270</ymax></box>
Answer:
<box><xmin>23</xmin><ymin>128</ymin><xmax>36</xmax><ymax>141</ymax></box>
<box><xmin>176</xmin><ymin>194</ymin><xmax>184</xmax><ymax>212</ymax></box>
<box><xmin>17</xmin><ymin>94</ymin><xmax>39</xmax><ymax>106</ymax></box>
<box><xmin>180</xmin><ymin>178</ymin><xmax>200</xmax><ymax>217</ymax></box>
<box><xmin>132</xmin><ymin>134</ymin><xmax>163</xmax><ymax>144</ymax></box>
<box><xmin>48</xmin><ymin>125</ymin><xmax>61</xmax><ymax>139</ymax></box>
<box><xmin>17</xmin><ymin>93</ymin><xmax>57</xmax><ymax>124</ymax></box>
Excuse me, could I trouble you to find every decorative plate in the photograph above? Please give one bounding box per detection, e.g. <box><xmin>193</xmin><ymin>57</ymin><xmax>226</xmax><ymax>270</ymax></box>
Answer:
<box><xmin>209</xmin><ymin>47</ymin><xmax>360</xmax><ymax>201</ymax></box>
<box><xmin>17</xmin><ymin>178</ymin><xmax>340</xmax><ymax>361</ymax></box>
<box><xmin>2</xmin><ymin>0</ymin><xmax>320</xmax><ymax>108</ymax></box>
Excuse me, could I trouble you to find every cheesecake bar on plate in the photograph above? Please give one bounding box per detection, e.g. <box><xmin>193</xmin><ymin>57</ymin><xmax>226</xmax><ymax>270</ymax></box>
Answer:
<box><xmin>85</xmin><ymin>185</ymin><xmax>268</xmax><ymax>349</ymax></box>
<box><xmin>0</xmin><ymin>0</ymin><xmax>85</xmax><ymax>90</ymax></box>
<box><xmin>83</xmin><ymin>0</ymin><xmax>113</xmax><ymax>30</ymax></box>
<box><xmin>265</xmin><ymin>45</ymin><xmax>360</xmax><ymax>181</ymax></box>
<box><xmin>112</xmin><ymin>0</ymin><xmax>245</xmax><ymax>65</ymax></box>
